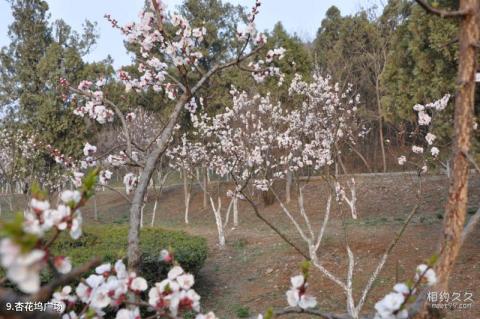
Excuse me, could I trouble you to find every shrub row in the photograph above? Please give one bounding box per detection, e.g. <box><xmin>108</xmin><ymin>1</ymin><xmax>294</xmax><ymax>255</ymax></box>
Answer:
<box><xmin>50</xmin><ymin>225</ymin><xmax>208</xmax><ymax>283</ymax></box>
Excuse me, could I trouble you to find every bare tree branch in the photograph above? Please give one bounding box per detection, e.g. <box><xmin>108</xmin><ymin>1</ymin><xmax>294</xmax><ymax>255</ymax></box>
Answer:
<box><xmin>273</xmin><ymin>307</ymin><xmax>354</xmax><ymax>319</ymax></box>
<box><xmin>462</xmin><ymin>150</ymin><xmax>480</xmax><ymax>174</ymax></box>
<box><xmin>99</xmin><ymin>184</ymin><xmax>132</xmax><ymax>204</ymax></box>
<box><xmin>240</xmin><ymin>190</ymin><xmax>309</xmax><ymax>260</ymax></box>
<box><xmin>356</xmin><ymin>202</ymin><xmax>420</xmax><ymax>313</ymax></box>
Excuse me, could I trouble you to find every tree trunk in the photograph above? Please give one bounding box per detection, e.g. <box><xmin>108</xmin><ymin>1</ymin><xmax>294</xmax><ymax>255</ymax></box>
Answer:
<box><xmin>376</xmin><ymin>77</ymin><xmax>387</xmax><ymax>173</ymax></box>
<box><xmin>183</xmin><ymin>170</ymin><xmax>191</xmax><ymax>224</ymax></box>
<box><xmin>348</xmin><ymin>142</ymin><xmax>372</xmax><ymax>173</ymax></box>
<box><xmin>262</xmin><ymin>190</ymin><xmax>275</xmax><ymax>206</ymax></box>
<box><xmin>127</xmin><ymin>94</ymin><xmax>190</xmax><ymax>271</ymax></box>
<box><xmin>150</xmin><ymin>200</ymin><xmax>158</xmax><ymax>227</ymax></box>
<box><xmin>435</xmin><ymin>0</ymin><xmax>479</xmax><ymax>293</ymax></box>
<box><xmin>286</xmin><ymin>170</ymin><xmax>292</xmax><ymax>203</ymax></box>
<box><xmin>233</xmin><ymin>196</ymin><xmax>239</xmax><ymax>227</ymax></box>
<box><xmin>203</xmin><ymin>166</ymin><xmax>208</xmax><ymax>208</ymax></box>
<box><xmin>210</xmin><ymin>196</ymin><xmax>225</xmax><ymax>246</ymax></box>
<box><xmin>7</xmin><ymin>184</ymin><xmax>13</xmax><ymax>211</ymax></box>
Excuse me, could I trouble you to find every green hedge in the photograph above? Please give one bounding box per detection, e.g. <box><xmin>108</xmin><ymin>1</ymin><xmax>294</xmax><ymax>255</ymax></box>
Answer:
<box><xmin>50</xmin><ymin>225</ymin><xmax>208</xmax><ymax>283</ymax></box>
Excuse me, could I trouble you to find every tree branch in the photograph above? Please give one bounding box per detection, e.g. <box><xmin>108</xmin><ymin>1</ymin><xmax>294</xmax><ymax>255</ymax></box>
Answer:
<box><xmin>414</xmin><ymin>0</ymin><xmax>470</xmax><ymax>18</ymax></box>
<box><xmin>70</xmin><ymin>87</ymin><xmax>134</xmax><ymax>159</ymax></box>
<box><xmin>33</xmin><ymin>257</ymin><xmax>101</xmax><ymax>302</ymax></box>
<box><xmin>356</xmin><ymin>202</ymin><xmax>420</xmax><ymax>313</ymax></box>
<box><xmin>240</xmin><ymin>190</ymin><xmax>309</xmax><ymax>260</ymax></box>
<box><xmin>99</xmin><ymin>184</ymin><xmax>132</xmax><ymax>204</ymax></box>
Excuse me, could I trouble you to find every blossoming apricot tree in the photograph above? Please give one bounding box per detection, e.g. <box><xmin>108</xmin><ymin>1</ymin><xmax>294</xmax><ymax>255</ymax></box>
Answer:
<box><xmin>64</xmin><ymin>0</ymin><xmax>285</xmax><ymax>270</ymax></box>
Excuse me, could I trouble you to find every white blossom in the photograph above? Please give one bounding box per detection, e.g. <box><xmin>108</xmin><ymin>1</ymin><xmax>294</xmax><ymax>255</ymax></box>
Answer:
<box><xmin>415</xmin><ymin>264</ymin><xmax>437</xmax><ymax>286</ymax></box>
<box><xmin>425</xmin><ymin>133</ymin><xmax>436</xmax><ymax>145</ymax></box>
<box><xmin>374</xmin><ymin>292</ymin><xmax>407</xmax><ymax>319</ymax></box>
<box><xmin>0</xmin><ymin>241</ymin><xmax>45</xmax><ymax>293</ymax></box>
<box><xmin>83</xmin><ymin>143</ymin><xmax>97</xmax><ymax>156</ymax></box>
<box><xmin>285</xmin><ymin>274</ymin><xmax>317</xmax><ymax>310</ymax></box>
<box><xmin>411</xmin><ymin>146</ymin><xmax>424</xmax><ymax>154</ymax></box>
<box><xmin>60</xmin><ymin>190</ymin><xmax>81</xmax><ymax>205</ymax></box>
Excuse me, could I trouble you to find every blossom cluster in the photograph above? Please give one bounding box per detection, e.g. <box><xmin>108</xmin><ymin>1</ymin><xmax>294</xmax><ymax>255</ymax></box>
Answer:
<box><xmin>0</xmin><ymin>128</ymin><xmax>68</xmax><ymax>191</ymax></box>
<box><xmin>55</xmin><ymin>260</ymin><xmax>214</xmax><ymax>319</ymax></box>
<box><xmin>47</xmin><ymin>141</ymin><xmax>113</xmax><ymax>189</ymax></box>
<box><xmin>123</xmin><ymin>172</ymin><xmax>139</xmax><ymax>194</ymax></box>
<box><xmin>0</xmin><ymin>187</ymin><xmax>86</xmax><ymax>294</ymax></box>
<box><xmin>105</xmin><ymin>1</ymin><xmax>207</xmax><ymax>96</ymax></box>
<box><xmin>179</xmin><ymin>72</ymin><xmax>359</xmax><ymax>193</ymax></box>
<box><xmin>25</xmin><ymin>191</ymin><xmax>83</xmax><ymax>239</ymax></box>
<box><xmin>374</xmin><ymin>264</ymin><xmax>437</xmax><ymax>319</ymax></box>
<box><xmin>236</xmin><ymin>1</ymin><xmax>285</xmax><ymax>85</ymax></box>
<box><xmin>166</xmin><ymin>133</ymin><xmax>208</xmax><ymax>178</ymax></box>
<box><xmin>73</xmin><ymin>80</ymin><xmax>114</xmax><ymax>124</ymax></box>
<box><xmin>398</xmin><ymin>95</ymin><xmax>450</xmax><ymax>170</ymax></box>
<box><xmin>237</xmin><ymin>0</ymin><xmax>263</xmax><ymax>43</ymax></box>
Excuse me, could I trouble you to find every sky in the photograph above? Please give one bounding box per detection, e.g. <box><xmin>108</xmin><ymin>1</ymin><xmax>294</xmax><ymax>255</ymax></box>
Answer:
<box><xmin>0</xmin><ymin>0</ymin><xmax>372</xmax><ymax>68</ymax></box>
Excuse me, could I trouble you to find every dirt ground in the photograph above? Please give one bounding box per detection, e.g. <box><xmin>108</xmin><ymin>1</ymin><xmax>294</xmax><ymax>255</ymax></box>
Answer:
<box><xmin>2</xmin><ymin>173</ymin><xmax>479</xmax><ymax>318</ymax></box>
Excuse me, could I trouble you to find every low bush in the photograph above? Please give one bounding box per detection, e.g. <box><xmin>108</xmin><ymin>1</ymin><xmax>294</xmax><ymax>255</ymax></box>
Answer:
<box><xmin>50</xmin><ymin>225</ymin><xmax>208</xmax><ymax>283</ymax></box>
<box><xmin>234</xmin><ymin>305</ymin><xmax>251</xmax><ymax>318</ymax></box>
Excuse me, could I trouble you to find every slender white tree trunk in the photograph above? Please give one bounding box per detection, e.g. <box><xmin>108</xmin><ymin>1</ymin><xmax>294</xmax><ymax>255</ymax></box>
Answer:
<box><xmin>184</xmin><ymin>193</ymin><xmax>191</xmax><ymax>224</ymax></box>
<box><xmin>233</xmin><ymin>196</ymin><xmax>239</xmax><ymax>227</ymax></box>
<box><xmin>203</xmin><ymin>166</ymin><xmax>208</xmax><ymax>208</ymax></box>
<box><xmin>375</xmin><ymin>77</ymin><xmax>387</xmax><ymax>173</ymax></box>
<box><xmin>286</xmin><ymin>170</ymin><xmax>292</xmax><ymax>203</ymax></box>
<box><xmin>150</xmin><ymin>200</ymin><xmax>158</xmax><ymax>227</ymax></box>
<box><xmin>210</xmin><ymin>197</ymin><xmax>225</xmax><ymax>246</ymax></box>
<box><xmin>183</xmin><ymin>170</ymin><xmax>191</xmax><ymax>224</ymax></box>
